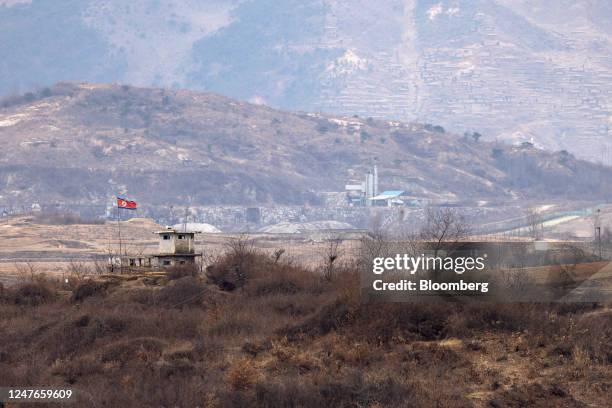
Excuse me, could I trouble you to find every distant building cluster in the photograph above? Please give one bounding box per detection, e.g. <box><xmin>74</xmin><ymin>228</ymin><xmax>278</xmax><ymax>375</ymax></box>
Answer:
<box><xmin>0</xmin><ymin>163</ymin><xmax>428</xmax><ymax>231</ymax></box>
<box><xmin>344</xmin><ymin>165</ymin><xmax>420</xmax><ymax>208</ymax></box>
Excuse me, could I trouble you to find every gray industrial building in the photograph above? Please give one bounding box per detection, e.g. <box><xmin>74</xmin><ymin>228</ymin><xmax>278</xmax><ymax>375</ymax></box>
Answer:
<box><xmin>345</xmin><ymin>165</ymin><xmax>379</xmax><ymax>206</ymax></box>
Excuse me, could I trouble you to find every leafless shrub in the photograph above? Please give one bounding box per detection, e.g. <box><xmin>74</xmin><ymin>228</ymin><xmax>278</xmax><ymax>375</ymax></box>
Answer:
<box><xmin>14</xmin><ymin>261</ymin><xmax>39</xmax><ymax>282</ymax></box>
<box><xmin>99</xmin><ymin>337</ymin><xmax>166</xmax><ymax>366</ymax></box>
<box><xmin>71</xmin><ymin>281</ymin><xmax>114</xmax><ymax>302</ymax></box>
<box><xmin>91</xmin><ymin>255</ymin><xmax>109</xmax><ymax>275</ymax></box>
<box><xmin>526</xmin><ymin>207</ymin><xmax>544</xmax><ymax>240</ymax></box>
<box><xmin>1</xmin><ymin>240</ymin><xmax>610</xmax><ymax>407</ymax></box>
<box><xmin>11</xmin><ymin>280</ymin><xmax>57</xmax><ymax>306</ymax></box>
<box><xmin>358</xmin><ymin>229</ymin><xmax>390</xmax><ymax>271</ymax></box>
<box><xmin>166</xmin><ymin>263</ymin><xmax>199</xmax><ymax>280</ymax></box>
<box><xmin>225</xmin><ymin>234</ymin><xmax>256</xmax><ymax>285</ymax></box>
<box><xmin>226</xmin><ymin>358</ymin><xmax>259</xmax><ymax>391</ymax></box>
<box><xmin>207</xmin><ymin>235</ymin><xmax>262</xmax><ymax>290</ymax></box>
<box><xmin>420</xmin><ymin>206</ymin><xmax>470</xmax><ymax>257</ymax></box>
<box><xmin>65</xmin><ymin>259</ymin><xmax>91</xmax><ymax>283</ymax></box>
<box><xmin>321</xmin><ymin>236</ymin><xmax>342</xmax><ymax>281</ymax></box>
<box><xmin>157</xmin><ymin>277</ymin><xmax>207</xmax><ymax>308</ymax></box>
<box><xmin>225</xmin><ymin>233</ymin><xmax>255</xmax><ymax>258</ymax></box>
<box><xmin>272</xmin><ymin>248</ymin><xmax>285</xmax><ymax>263</ymax></box>
<box><xmin>358</xmin><ymin>225</ymin><xmax>416</xmax><ymax>272</ymax></box>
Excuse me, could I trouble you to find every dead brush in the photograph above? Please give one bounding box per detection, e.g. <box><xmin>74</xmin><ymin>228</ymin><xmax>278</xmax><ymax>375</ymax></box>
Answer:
<box><xmin>98</xmin><ymin>337</ymin><xmax>165</xmax><ymax>367</ymax></box>
<box><xmin>207</xmin><ymin>246</ymin><xmax>323</xmax><ymax>298</ymax></box>
<box><xmin>571</xmin><ymin>311</ymin><xmax>612</xmax><ymax>365</ymax></box>
<box><xmin>319</xmin><ymin>332</ymin><xmax>377</xmax><ymax>368</ymax></box>
<box><xmin>166</xmin><ymin>263</ymin><xmax>199</xmax><ymax>280</ymax></box>
<box><xmin>8</xmin><ymin>274</ymin><xmax>58</xmax><ymax>306</ymax></box>
<box><xmin>64</xmin><ymin>259</ymin><xmax>92</xmax><ymax>285</ymax></box>
<box><xmin>333</xmin><ymin>341</ymin><xmax>373</xmax><ymax>367</ymax></box>
<box><xmin>266</xmin><ymin>338</ymin><xmax>319</xmax><ymax>374</ymax></box>
<box><xmin>226</xmin><ymin>357</ymin><xmax>259</xmax><ymax>391</ymax></box>
<box><xmin>206</xmin><ymin>250</ymin><xmax>264</xmax><ymax>291</ymax></box>
<box><xmin>70</xmin><ymin>280</ymin><xmax>115</xmax><ymax>302</ymax></box>
<box><xmin>14</xmin><ymin>261</ymin><xmax>39</xmax><ymax>282</ymax></box>
<box><xmin>2</xmin><ymin>236</ymin><xmax>611</xmax><ymax>407</ymax></box>
<box><xmin>155</xmin><ymin>276</ymin><xmax>207</xmax><ymax>308</ymax></box>
<box><xmin>50</xmin><ymin>356</ymin><xmax>101</xmax><ymax>382</ymax></box>
<box><xmin>249</xmin><ymin>262</ymin><xmax>321</xmax><ymax>297</ymax></box>
<box><xmin>264</xmin><ymin>293</ymin><xmax>318</xmax><ymax>317</ymax></box>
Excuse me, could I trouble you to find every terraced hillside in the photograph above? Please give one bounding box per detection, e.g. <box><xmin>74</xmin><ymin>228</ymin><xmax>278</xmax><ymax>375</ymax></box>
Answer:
<box><xmin>1</xmin><ymin>0</ymin><xmax>611</xmax><ymax>161</ymax></box>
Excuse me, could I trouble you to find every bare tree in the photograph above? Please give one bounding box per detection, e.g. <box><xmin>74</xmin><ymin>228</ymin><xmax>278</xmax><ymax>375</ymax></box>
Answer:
<box><xmin>322</xmin><ymin>236</ymin><xmax>342</xmax><ymax>281</ymax></box>
<box><xmin>419</xmin><ymin>207</ymin><xmax>470</xmax><ymax>257</ymax></box>
<box><xmin>91</xmin><ymin>255</ymin><xmax>109</xmax><ymax>275</ymax></box>
<box><xmin>526</xmin><ymin>207</ymin><xmax>544</xmax><ymax>240</ymax></box>
<box><xmin>66</xmin><ymin>259</ymin><xmax>91</xmax><ymax>283</ymax></box>
<box><xmin>359</xmin><ymin>229</ymin><xmax>389</xmax><ymax>268</ymax></box>
<box><xmin>224</xmin><ymin>233</ymin><xmax>256</xmax><ymax>286</ymax></box>
<box><xmin>271</xmin><ymin>248</ymin><xmax>285</xmax><ymax>264</ymax></box>
<box><xmin>225</xmin><ymin>233</ymin><xmax>255</xmax><ymax>258</ymax></box>
<box><xmin>14</xmin><ymin>261</ymin><xmax>39</xmax><ymax>282</ymax></box>
<box><xmin>359</xmin><ymin>213</ymin><xmax>422</xmax><ymax>276</ymax></box>
<box><xmin>201</xmin><ymin>249</ymin><xmax>221</xmax><ymax>271</ymax></box>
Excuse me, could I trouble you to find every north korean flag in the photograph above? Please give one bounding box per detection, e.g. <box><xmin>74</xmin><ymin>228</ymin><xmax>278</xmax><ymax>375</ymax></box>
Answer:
<box><xmin>117</xmin><ymin>197</ymin><xmax>137</xmax><ymax>210</ymax></box>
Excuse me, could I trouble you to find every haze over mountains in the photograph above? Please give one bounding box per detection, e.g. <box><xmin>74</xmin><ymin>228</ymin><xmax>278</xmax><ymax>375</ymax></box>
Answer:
<box><xmin>1</xmin><ymin>0</ymin><xmax>611</xmax><ymax>163</ymax></box>
<box><xmin>0</xmin><ymin>83</ymin><xmax>611</xmax><ymax>209</ymax></box>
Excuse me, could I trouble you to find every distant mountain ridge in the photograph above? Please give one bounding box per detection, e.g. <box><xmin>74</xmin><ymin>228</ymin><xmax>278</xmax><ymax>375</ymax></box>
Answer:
<box><xmin>0</xmin><ymin>82</ymin><xmax>610</xmax><ymax>209</ymax></box>
<box><xmin>1</xmin><ymin>0</ymin><xmax>611</xmax><ymax>162</ymax></box>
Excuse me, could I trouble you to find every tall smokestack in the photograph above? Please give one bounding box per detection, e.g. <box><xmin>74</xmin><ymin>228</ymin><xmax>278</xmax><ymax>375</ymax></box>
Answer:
<box><xmin>373</xmin><ymin>165</ymin><xmax>378</xmax><ymax>196</ymax></box>
<box><xmin>365</xmin><ymin>171</ymin><xmax>374</xmax><ymax>206</ymax></box>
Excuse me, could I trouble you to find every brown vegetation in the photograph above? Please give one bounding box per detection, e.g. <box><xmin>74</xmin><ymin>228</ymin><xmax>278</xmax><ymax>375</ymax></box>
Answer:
<box><xmin>0</xmin><ymin>247</ymin><xmax>610</xmax><ymax>407</ymax></box>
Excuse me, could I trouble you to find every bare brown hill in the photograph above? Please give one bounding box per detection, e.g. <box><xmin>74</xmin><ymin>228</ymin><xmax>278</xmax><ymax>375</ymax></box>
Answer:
<box><xmin>1</xmin><ymin>82</ymin><xmax>611</xmax><ymax>208</ymax></box>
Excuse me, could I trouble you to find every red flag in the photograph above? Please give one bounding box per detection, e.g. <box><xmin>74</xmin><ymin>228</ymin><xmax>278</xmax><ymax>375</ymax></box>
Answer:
<box><xmin>117</xmin><ymin>197</ymin><xmax>137</xmax><ymax>210</ymax></box>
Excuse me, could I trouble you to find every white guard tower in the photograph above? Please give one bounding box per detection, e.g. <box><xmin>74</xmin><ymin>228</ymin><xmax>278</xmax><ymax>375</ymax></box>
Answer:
<box><xmin>153</xmin><ymin>227</ymin><xmax>201</xmax><ymax>267</ymax></box>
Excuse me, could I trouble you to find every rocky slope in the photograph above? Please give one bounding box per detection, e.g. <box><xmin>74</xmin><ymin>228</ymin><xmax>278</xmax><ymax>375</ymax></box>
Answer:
<box><xmin>0</xmin><ymin>83</ymin><xmax>611</xmax><ymax>209</ymax></box>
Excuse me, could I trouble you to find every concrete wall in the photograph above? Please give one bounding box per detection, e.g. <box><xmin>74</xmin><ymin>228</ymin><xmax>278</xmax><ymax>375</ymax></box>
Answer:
<box><xmin>155</xmin><ymin>255</ymin><xmax>197</xmax><ymax>267</ymax></box>
<box><xmin>158</xmin><ymin>232</ymin><xmax>194</xmax><ymax>254</ymax></box>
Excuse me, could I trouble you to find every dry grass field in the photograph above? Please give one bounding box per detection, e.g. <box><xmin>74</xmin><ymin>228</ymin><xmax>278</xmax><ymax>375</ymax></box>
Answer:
<box><xmin>1</xmin><ymin>215</ymin><xmax>611</xmax><ymax>407</ymax></box>
<box><xmin>0</xmin><ymin>249</ymin><xmax>610</xmax><ymax>407</ymax></box>
<box><xmin>0</xmin><ymin>215</ymin><xmax>360</xmax><ymax>286</ymax></box>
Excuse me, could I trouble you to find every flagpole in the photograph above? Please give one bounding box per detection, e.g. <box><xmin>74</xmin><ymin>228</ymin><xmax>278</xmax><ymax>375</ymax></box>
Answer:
<box><xmin>116</xmin><ymin>200</ymin><xmax>123</xmax><ymax>264</ymax></box>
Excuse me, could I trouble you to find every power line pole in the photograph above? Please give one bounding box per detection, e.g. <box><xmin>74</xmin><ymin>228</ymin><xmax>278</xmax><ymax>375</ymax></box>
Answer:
<box><xmin>595</xmin><ymin>209</ymin><xmax>602</xmax><ymax>258</ymax></box>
